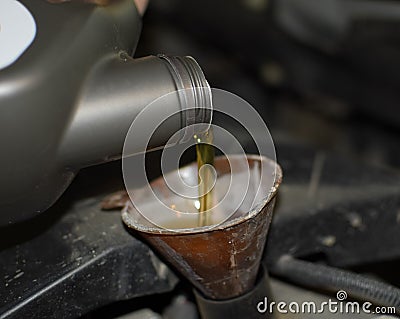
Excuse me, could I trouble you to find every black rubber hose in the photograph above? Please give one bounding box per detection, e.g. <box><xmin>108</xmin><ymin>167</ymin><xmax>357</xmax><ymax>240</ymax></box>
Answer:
<box><xmin>270</xmin><ymin>255</ymin><xmax>400</xmax><ymax>312</ymax></box>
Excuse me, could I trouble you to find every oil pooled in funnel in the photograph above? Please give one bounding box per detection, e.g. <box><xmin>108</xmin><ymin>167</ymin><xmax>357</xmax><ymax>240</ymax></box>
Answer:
<box><xmin>126</xmin><ymin>153</ymin><xmax>267</xmax><ymax>231</ymax></box>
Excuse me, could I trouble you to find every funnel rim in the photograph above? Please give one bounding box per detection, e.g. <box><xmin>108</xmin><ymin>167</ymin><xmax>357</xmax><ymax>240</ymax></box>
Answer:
<box><xmin>122</xmin><ymin>154</ymin><xmax>282</xmax><ymax>235</ymax></box>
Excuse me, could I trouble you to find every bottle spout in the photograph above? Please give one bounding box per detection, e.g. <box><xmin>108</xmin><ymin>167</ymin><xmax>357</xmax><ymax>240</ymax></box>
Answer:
<box><xmin>59</xmin><ymin>54</ymin><xmax>212</xmax><ymax>168</ymax></box>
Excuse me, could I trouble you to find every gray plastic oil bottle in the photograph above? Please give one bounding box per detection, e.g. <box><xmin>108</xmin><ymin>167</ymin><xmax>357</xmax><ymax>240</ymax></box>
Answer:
<box><xmin>0</xmin><ymin>0</ymin><xmax>211</xmax><ymax>225</ymax></box>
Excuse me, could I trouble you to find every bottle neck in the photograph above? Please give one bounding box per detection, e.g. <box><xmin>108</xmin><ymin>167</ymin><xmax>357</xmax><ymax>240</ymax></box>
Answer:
<box><xmin>59</xmin><ymin>54</ymin><xmax>212</xmax><ymax>168</ymax></box>
<box><xmin>158</xmin><ymin>55</ymin><xmax>212</xmax><ymax>131</ymax></box>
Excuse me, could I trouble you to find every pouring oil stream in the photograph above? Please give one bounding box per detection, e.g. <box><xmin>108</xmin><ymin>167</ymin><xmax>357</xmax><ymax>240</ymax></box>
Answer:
<box><xmin>194</xmin><ymin>129</ymin><xmax>215</xmax><ymax>226</ymax></box>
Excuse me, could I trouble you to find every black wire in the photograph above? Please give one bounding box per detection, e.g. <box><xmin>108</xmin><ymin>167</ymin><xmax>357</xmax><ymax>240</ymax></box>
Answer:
<box><xmin>270</xmin><ymin>255</ymin><xmax>400</xmax><ymax>312</ymax></box>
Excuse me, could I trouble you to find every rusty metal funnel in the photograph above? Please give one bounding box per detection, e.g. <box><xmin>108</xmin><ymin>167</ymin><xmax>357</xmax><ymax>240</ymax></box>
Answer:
<box><xmin>122</xmin><ymin>155</ymin><xmax>282</xmax><ymax>300</ymax></box>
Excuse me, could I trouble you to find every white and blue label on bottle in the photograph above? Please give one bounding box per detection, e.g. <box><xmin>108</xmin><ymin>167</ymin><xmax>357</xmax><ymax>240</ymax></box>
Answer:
<box><xmin>0</xmin><ymin>0</ymin><xmax>36</xmax><ymax>70</ymax></box>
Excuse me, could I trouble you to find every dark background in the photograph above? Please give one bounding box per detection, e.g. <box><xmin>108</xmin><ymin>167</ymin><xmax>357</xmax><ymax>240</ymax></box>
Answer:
<box><xmin>136</xmin><ymin>0</ymin><xmax>400</xmax><ymax>171</ymax></box>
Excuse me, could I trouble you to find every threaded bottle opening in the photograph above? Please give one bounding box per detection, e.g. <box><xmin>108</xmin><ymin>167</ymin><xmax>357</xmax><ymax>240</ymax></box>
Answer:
<box><xmin>158</xmin><ymin>54</ymin><xmax>212</xmax><ymax>136</ymax></box>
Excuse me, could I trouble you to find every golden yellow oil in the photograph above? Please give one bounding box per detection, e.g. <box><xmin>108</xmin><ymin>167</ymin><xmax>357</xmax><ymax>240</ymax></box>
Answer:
<box><xmin>194</xmin><ymin>129</ymin><xmax>215</xmax><ymax>226</ymax></box>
